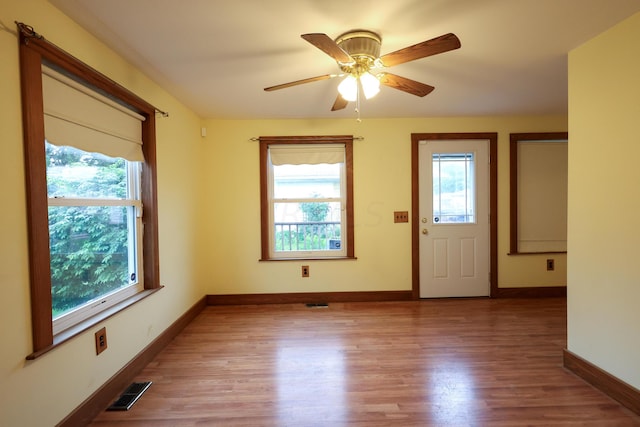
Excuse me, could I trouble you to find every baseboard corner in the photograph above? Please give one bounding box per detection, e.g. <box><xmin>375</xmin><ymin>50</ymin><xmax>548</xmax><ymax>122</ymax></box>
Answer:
<box><xmin>563</xmin><ymin>348</ymin><xmax>640</xmax><ymax>416</ymax></box>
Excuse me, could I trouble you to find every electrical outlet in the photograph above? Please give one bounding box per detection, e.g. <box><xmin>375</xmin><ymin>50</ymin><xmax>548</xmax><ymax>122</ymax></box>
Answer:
<box><xmin>301</xmin><ymin>265</ymin><xmax>310</xmax><ymax>277</ymax></box>
<box><xmin>394</xmin><ymin>211</ymin><xmax>409</xmax><ymax>223</ymax></box>
<box><xmin>95</xmin><ymin>327</ymin><xmax>108</xmax><ymax>355</ymax></box>
<box><xmin>546</xmin><ymin>259</ymin><xmax>555</xmax><ymax>271</ymax></box>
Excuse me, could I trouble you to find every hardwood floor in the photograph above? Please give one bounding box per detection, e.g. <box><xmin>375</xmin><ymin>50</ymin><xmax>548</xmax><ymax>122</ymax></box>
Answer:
<box><xmin>89</xmin><ymin>298</ymin><xmax>640</xmax><ymax>426</ymax></box>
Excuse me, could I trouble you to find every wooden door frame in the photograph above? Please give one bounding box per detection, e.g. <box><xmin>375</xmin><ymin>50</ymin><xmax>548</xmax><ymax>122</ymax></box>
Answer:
<box><xmin>411</xmin><ymin>133</ymin><xmax>498</xmax><ymax>299</ymax></box>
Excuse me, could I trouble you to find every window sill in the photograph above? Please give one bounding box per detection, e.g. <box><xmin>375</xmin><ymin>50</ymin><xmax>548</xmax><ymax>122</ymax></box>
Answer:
<box><xmin>26</xmin><ymin>286</ymin><xmax>163</xmax><ymax>361</ymax></box>
<box><xmin>259</xmin><ymin>256</ymin><xmax>357</xmax><ymax>262</ymax></box>
<box><xmin>508</xmin><ymin>251</ymin><xmax>567</xmax><ymax>256</ymax></box>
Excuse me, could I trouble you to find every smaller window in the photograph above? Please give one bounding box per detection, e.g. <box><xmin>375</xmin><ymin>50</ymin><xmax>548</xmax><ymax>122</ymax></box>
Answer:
<box><xmin>259</xmin><ymin>137</ymin><xmax>354</xmax><ymax>260</ymax></box>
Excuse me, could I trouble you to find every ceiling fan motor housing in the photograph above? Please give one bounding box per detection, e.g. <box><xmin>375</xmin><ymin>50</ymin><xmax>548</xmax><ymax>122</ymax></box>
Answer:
<box><xmin>335</xmin><ymin>30</ymin><xmax>381</xmax><ymax>70</ymax></box>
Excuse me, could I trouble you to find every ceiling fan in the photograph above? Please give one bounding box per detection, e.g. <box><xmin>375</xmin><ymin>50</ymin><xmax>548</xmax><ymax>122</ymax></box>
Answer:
<box><xmin>264</xmin><ymin>30</ymin><xmax>461</xmax><ymax>111</ymax></box>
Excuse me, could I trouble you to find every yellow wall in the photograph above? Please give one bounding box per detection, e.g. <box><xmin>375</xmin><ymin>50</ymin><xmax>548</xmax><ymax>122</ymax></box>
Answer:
<box><xmin>0</xmin><ymin>1</ymin><xmax>575</xmax><ymax>425</ymax></box>
<box><xmin>567</xmin><ymin>12</ymin><xmax>640</xmax><ymax>389</ymax></box>
<box><xmin>201</xmin><ymin>116</ymin><xmax>568</xmax><ymax>296</ymax></box>
<box><xmin>0</xmin><ymin>1</ymin><xmax>205</xmax><ymax>425</ymax></box>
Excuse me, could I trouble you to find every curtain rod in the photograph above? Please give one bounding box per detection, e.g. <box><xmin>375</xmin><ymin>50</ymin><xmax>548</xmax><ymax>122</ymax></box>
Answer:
<box><xmin>16</xmin><ymin>22</ymin><xmax>170</xmax><ymax>119</ymax></box>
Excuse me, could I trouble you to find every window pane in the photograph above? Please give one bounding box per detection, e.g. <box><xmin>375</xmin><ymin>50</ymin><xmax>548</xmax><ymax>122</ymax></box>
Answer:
<box><xmin>273</xmin><ymin>201</ymin><xmax>342</xmax><ymax>252</ymax></box>
<box><xmin>49</xmin><ymin>205</ymin><xmax>136</xmax><ymax>318</ymax></box>
<box><xmin>273</xmin><ymin>163</ymin><xmax>341</xmax><ymax>199</ymax></box>
<box><xmin>46</xmin><ymin>141</ymin><xmax>128</xmax><ymax>199</ymax></box>
<box><xmin>432</xmin><ymin>153</ymin><xmax>476</xmax><ymax>223</ymax></box>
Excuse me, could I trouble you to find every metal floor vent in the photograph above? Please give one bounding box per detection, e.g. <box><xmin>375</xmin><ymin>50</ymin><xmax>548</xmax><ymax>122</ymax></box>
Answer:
<box><xmin>107</xmin><ymin>381</ymin><xmax>152</xmax><ymax>411</ymax></box>
<box><xmin>306</xmin><ymin>303</ymin><xmax>329</xmax><ymax>308</ymax></box>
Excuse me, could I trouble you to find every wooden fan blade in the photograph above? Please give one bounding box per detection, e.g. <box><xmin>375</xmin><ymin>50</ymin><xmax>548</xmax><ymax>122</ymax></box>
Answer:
<box><xmin>379</xmin><ymin>33</ymin><xmax>461</xmax><ymax>67</ymax></box>
<box><xmin>264</xmin><ymin>74</ymin><xmax>337</xmax><ymax>91</ymax></box>
<box><xmin>331</xmin><ymin>94</ymin><xmax>349</xmax><ymax>111</ymax></box>
<box><xmin>379</xmin><ymin>73</ymin><xmax>435</xmax><ymax>97</ymax></box>
<box><xmin>301</xmin><ymin>33</ymin><xmax>354</xmax><ymax>64</ymax></box>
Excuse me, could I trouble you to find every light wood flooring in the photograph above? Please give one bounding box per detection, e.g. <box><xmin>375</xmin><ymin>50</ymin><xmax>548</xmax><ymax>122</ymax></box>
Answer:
<box><xmin>90</xmin><ymin>298</ymin><xmax>640</xmax><ymax>426</ymax></box>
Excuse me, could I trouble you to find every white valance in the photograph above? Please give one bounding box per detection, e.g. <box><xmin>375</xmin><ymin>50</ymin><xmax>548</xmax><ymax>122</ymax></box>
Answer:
<box><xmin>269</xmin><ymin>144</ymin><xmax>345</xmax><ymax>166</ymax></box>
<box><xmin>42</xmin><ymin>65</ymin><xmax>145</xmax><ymax>162</ymax></box>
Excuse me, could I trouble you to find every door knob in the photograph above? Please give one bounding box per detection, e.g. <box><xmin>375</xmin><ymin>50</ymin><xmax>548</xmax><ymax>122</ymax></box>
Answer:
<box><xmin>422</xmin><ymin>228</ymin><xmax>429</xmax><ymax>235</ymax></box>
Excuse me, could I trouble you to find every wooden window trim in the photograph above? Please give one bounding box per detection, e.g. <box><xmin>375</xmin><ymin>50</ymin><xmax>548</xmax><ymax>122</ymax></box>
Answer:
<box><xmin>258</xmin><ymin>136</ymin><xmax>355</xmax><ymax>261</ymax></box>
<box><xmin>509</xmin><ymin>132</ymin><xmax>568</xmax><ymax>255</ymax></box>
<box><xmin>17</xmin><ymin>24</ymin><xmax>161</xmax><ymax>357</ymax></box>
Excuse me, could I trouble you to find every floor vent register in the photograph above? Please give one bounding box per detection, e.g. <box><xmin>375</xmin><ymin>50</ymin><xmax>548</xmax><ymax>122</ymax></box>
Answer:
<box><xmin>306</xmin><ymin>302</ymin><xmax>329</xmax><ymax>308</ymax></box>
<box><xmin>107</xmin><ymin>381</ymin><xmax>152</xmax><ymax>411</ymax></box>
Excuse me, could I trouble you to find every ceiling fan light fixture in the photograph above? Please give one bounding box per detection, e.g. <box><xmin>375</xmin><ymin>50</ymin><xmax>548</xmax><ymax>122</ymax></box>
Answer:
<box><xmin>360</xmin><ymin>72</ymin><xmax>380</xmax><ymax>99</ymax></box>
<box><xmin>338</xmin><ymin>75</ymin><xmax>358</xmax><ymax>101</ymax></box>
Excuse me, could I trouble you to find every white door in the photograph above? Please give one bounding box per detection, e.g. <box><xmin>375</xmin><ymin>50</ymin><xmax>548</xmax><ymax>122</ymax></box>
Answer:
<box><xmin>419</xmin><ymin>139</ymin><xmax>490</xmax><ymax>298</ymax></box>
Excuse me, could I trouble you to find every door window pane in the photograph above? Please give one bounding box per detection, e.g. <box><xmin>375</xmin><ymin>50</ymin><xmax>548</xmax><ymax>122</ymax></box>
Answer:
<box><xmin>432</xmin><ymin>153</ymin><xmax>476</xmax><ymax>223</ymax></box>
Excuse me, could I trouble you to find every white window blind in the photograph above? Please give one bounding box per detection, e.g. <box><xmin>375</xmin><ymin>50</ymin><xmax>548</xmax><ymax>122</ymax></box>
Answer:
<box><xmin>41</xmin><ymin>65</ymin><xmax>145</xmax><ymax>162</ymax></box>
<box><xmin>269</xmin><ymin>144</ymin><xmax>345</xmax><ymax>165</ymax></box>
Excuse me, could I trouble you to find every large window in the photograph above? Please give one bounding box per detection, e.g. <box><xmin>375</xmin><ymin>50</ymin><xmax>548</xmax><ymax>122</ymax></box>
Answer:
<box><xmin>259</xmin><ymin>137</ymin><xmax>355</xmax><ymax>260</ymax></box>
<box><xmin>47</xmin><ymin>143</ymin><xmax>143</xmax><ymax>334</ymax></box>
<box><xmin>18</xmin><ymin>23</ymin><xmax>161</xmax><ymax>358</ymax></box>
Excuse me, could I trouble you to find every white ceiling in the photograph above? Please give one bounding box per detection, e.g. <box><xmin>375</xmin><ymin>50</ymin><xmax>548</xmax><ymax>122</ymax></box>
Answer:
<box><xmin>49</xmin><ymin>0</ymin><xmax>640</xmax><ymax>120</ymax></box>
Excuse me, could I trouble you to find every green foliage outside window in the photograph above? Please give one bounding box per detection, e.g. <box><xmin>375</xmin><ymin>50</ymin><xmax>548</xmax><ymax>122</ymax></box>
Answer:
<box><xmin>300</xmin><ymin>201</ymin><xmax>329</xmax><ymax>222</ymax></box>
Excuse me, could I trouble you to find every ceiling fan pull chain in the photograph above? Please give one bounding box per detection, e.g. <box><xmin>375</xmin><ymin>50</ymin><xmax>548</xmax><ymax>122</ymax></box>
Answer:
<box><xmin>355</xmin><ymin>85</ymin><xmax>361</xmax><ymax>122</ymax></box>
